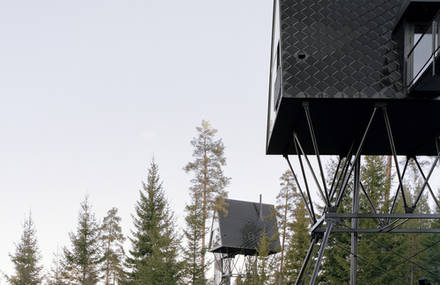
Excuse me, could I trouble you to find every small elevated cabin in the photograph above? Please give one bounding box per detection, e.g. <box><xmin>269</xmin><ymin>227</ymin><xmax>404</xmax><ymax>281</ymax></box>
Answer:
<box><xmin>209</xmin><ymin>198</ymin><xmax>280</xmax><ymax>256</ymax></box>
<box><xmin>267</xmin><ymin>0</ymin><xmax>440</xmax><ymax>156</ymax></box>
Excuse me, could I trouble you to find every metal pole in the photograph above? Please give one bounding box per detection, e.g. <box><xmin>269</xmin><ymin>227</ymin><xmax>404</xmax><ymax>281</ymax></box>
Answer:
<box><xmin>284</xmin><ymin>154</ymin><xmax>317</xmax><ymax>223</ymax></box>
<box><xmin>350</xmin><ymin>158</ymin><xmax>360</xmax><ymax>285</ymax></box>
<box><xmin>388</xmin><ymin>158</ymin><xmax>409</xmax><ymax>216</ymax></box>
<box><xmin>360</xmin><ymin>182</ymin><xmax>383</xmax><ymax>227</ymax></box>
<box><xmin>294</xmin><ymin>139</ymin><xmax>318</xmax><ymax>222</ymax></box>
<box><xmin>414</xmin><ymin>157</ymin><xmax>440</xmax><ymax>209</ymax></box>
<box><xmin>335</xmin><ymin>107</ymin><xmax>377</xmax><ymax>208</ymax></box>
<box><xmin>382</xmin><ymin>106</ymin><xmax>409</xmax><ymax>211</ymax></box>
<box><xmin>328</xmin><ymin>157</ymin><xmax>342</xmax><ymax>201</ymax></box>
<box><xmin>294</xmin><ymin>237</ymin><xmax>317</xmax><ymax>285</ymax></box>
<box><xmin>413</xmin><ymin>154</ymin><xmax>440</xmax><ymax>208</ymax></box>
<box><xmin>309</xmin><ymin>222</ymin><xmax>333</xmax><ymax>285</ymax></box>
<box><xmin>303</xmin><ymin>102</ymin><xmax>330</xmax><ymax>203</ymax></box>
<box><xmin>294</xmin><ymin>134</ymin><xmax>329</xmax><ymax>206</ymax></box>
<box><xmin>330</xmin><ymin>144</ymin><xmax>354</xmax><ymax>202</ymax></box>
<box><xmin>222</xmin><ymin>255</ymin><xmax>232</xmax><ymax>285</ymax></box>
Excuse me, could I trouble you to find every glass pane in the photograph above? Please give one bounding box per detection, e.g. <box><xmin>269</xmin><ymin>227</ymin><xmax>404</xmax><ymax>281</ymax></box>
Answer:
<box><xmin>267</xmin><ymin>0</ymin><xmax>281</xmax><ymax>143</ymax></box>
<box><xmin>412</xmin><ymin>30</ymin><xmax>432</xmax><ymax>83</ymax></box>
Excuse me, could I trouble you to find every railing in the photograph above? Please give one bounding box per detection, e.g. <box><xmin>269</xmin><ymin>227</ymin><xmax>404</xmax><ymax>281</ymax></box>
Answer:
<box><xmin>406</xmin><ymin>13</ymin><xmax>440</xmax><ymax>88</ymax></box>
<box><xmin>273</xmin><ymin>65</ymin><xmax>282</xmax><ymax>111</ymax></box>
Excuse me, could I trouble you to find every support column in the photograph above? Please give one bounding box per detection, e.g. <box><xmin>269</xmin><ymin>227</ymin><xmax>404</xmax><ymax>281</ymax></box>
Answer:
<box><xmin>294</xmin><ymin>237</ymin><xmax>317</xmax><ymax>285</ymax></box>
<box><xmin>222</xmin><ymin>255</ymin><xmax>232</xmax><ymax>285</ymax></box>
<box><xmin>309</xmin><ymin>222</ymin><xmax>333</xmax><ymax>285</ymax></box>
<box><xmin>350</xmin><ymin>158</ymin><xmax>360</xmax><ymax>285</ymax></box>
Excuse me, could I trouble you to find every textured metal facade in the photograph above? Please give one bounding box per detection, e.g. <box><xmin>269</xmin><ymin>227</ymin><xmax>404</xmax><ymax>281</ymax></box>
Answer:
<box><xmin>279</xmin><ymin>0</ymin><xmax>405</xmax><ymax>99</ymax></box>
<box><xmin>267</xmin><ymin>0</ymin><xmax>440</xmax><ymax>156</ymax></box>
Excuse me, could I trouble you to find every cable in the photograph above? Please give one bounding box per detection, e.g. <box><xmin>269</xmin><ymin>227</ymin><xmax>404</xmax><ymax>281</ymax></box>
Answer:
<box><xmin>336</xmin><ymin>221</ymin><xmax>439</xmax><ymax>278</ymax></box>
<box><xmin>333</xmin><ymin>240</ymin><xmax>410</xmax><ymax>284</ymax></box>
<box><xmin>394</xmin><ymin>238</ymin><xmax>440</xmax><ymax>268</ymax></box>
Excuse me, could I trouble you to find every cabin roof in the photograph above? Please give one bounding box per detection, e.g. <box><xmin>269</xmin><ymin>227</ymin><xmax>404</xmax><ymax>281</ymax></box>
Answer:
<box><xmin>210</xmin><ymin>198</ymin><xmax>281</xmax><ymax>256</ymax></box>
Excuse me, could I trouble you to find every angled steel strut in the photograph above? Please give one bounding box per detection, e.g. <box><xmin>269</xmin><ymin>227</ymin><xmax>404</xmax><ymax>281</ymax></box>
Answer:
<box><xmin>283</xmin><ymin>104</ymin><xmax>440</xmax><ymax>285</ymax></box>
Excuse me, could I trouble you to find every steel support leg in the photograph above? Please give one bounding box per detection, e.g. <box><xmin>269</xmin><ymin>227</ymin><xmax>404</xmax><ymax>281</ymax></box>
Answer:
<box><xmin>295</xmin><ymin>237</ymin><xmax>317</xmax><ymax>285</ymax></box>
<box><xmin>388</xmin><ymin>158</ymin><xmax>409</xmax><ymax>219</ymax></box>
<box><xmin>413</xmin><ymin>154</ymin><xmax>440</xmax><ymax>208</ymax></box>
<box><xmin>294</xmin><ymin>134</ymin><xmax>329</xmax><ymax>206</ymax></box>
<box><xmin>309</xmin><ymin>222</ymin><xmax>334</xmax><ymax>285</ymax></box>
<box><xmin>350</xmin><ymin>158</ymin><xmax>360</xmax><ymax>285</ymax></box>
<box><xmin>382</xmin><ymin>106</ymin><xmax>409</xmax><ymax>211</ymax></box>
<box><xmin>414</xmin><ymin>157</ymin><xmax>440</xmax><ymax>209</ymax></box>
<box><xmin>284</xmin><ymin>154</ymin><xmax>317</xmax><ymax>223</ymax></box>
<box><xmin>303</xmin><ymin>102</ymin><xmax>330</xmax><ymax>203</ymax></box>
<box><xmin>335</xmin><ymin>107</ymin><xmax>377</xmax><ymax>208</ymax></box>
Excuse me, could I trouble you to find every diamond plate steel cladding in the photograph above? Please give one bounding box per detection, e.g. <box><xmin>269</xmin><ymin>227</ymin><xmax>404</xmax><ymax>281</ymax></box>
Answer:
<box><xmin>267</xmin><ymin>0</ymin><xmax>440</xmax><ymax>156</ymax></box>
<box><xmin>209</xmin><ymin>199</ymin><xmax>281</xmax><ymax>256</ymax></box>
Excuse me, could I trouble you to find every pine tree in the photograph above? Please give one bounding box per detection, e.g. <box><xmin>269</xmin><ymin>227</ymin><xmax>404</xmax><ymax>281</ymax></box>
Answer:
<box><xmin>184</xmin><ymin>120</ymin><xmax>230</xmax><ymax>279</ymax></box>
<box><xmin>8</xmin><ymin>213</ymin><xmax>43</xmax><ymax>285</ymax></box>
<box><xmin>63</xmin><ymin>197</ymin><xmax>101</xmax><ymax>285</ymax></box>
<box><xmin>100</xmin><ymin>208</ymin><xmax>125</xmax><ymax>285</ymax></box>
<box><xmin>275</xmin><ymin>170</ymin><xmax>295</xmax><ymax>284</ymax></box>
<box><xmin>126</xmin><ymin>160</ymin><xmax>182</xmax><ymax>284</ymax></box>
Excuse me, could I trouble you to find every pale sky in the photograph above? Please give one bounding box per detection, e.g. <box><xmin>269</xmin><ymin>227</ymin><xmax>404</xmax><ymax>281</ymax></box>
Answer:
<box><xmin>1</xmin><ymin>0</ymin><xmax>439</xmax><ymax>280</ymax></box>
<box><xmin>0</xmin><ymin>0</ymin><xmax>288</xmax><ymax>277</ymax></box>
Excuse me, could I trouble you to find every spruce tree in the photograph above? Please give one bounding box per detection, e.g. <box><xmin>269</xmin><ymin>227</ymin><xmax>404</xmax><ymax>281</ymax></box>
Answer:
<box><xmin>8</xmin><ymin>213</ymin><xmax>43</xmax><ymax>285</ymax></box>
<box><xmin>46</xmin><ymin>250</ymin><xmax>67</xmax><ymax>285</ymax></box>
<box><xmin>63</xmin><ymin>197</ymin><xmax>101</xmax><ymax>285</ymax></box>
<box><xmin>182</xmin><ymin>190</ymin><xmax>204</xmax><ymax>284</ymax></box>
<box><xmin>423</xmin><ymin>192</ymin><xmax>440</xmax><ymax>283</ymax></box>
<box><xmin>320</xmin><ymin>158</ymin><xmax>351</xmax><ymax>284</ymax></box>
<box><xmin>275</xmin><ymin>170</ymin><xmax>295</xmax><ymax>284</ymax></box>
<box><xmin>357</xmin><ymin>156</ymin><xmax>401</xmax><ymax>284</ymax></box>
<box><xmin>284</xmin><ymin>196</ymin><xmax>310</xmax><ymax>284</ymax></box>
<box><xmin>100</xmin><ymin>208</ymin><xmax>125</xmax><ymax>285</ymax></box>
<box><xmin>238</xmin><ymin>229</ymin><xmax>279</xmax><ymax>285</ymax></box>
<box><xmin>184</xmin><ymin>120</ymin><xmax>230</xmax><ymax>279</ymax></box>
<box><xmin>396</xmin><ymin>159</ymin><xmax>433</xmax><ymax>284</ymax></box>
<box><xmin>126</xmin><ymin>160</ymin><xmax>182</xmax><ymax>284</ymax></box>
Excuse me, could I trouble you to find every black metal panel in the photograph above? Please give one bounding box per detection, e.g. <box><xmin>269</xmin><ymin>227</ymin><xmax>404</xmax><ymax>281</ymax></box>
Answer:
<box><xmin>279</xmin><ymin>0</ymin><xmax>404</xmax><ymax>100</ymax></box>
<box><xmin>268</xmin><ymin>98</ymin><xmax>440</xmax><ymax>155</ymax></box>
<box><xmin>210</xmin><ymin>199</ymin><xmax>281</xmax><ymax>256</ymax></box>
<box><xmin>267</xmin><ymin>0</ymin><xmax>440</xmax><ymax>155</ymax></box>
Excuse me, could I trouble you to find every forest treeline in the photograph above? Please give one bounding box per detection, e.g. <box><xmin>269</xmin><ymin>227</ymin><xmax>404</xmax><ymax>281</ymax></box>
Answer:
<box><xmin>4</xmin><ymin>121</ymin><xmax>440</xmax><ymax>285</ymax></box>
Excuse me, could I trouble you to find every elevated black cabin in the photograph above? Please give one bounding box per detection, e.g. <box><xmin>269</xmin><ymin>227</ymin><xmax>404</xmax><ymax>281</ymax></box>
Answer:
<box><xmin>267</xmin><ymin>0</ymin><xmax>440</xmax><ymax>156</ymax></box>
<box><xmin>209</xmin><ymin>198</ymin><xmax>280</xmax><ymax>256</ymax></box>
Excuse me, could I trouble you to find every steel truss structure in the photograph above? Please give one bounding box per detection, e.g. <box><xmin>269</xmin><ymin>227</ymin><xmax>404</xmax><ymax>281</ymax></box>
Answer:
<box><xmin>283</xmin><ymin>103</ymin><xmax>440</xmax><ymax>285</ymax></box>
<box><xmin>213</xmin><ymin>253</ymin><xmax>264</xmax><ymax>285</ymax></box>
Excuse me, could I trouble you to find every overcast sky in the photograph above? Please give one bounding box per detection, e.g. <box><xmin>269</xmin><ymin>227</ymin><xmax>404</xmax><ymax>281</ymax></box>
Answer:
<box><xmin>0</xmin><ymin>0</ymin><xmax>290</xmax><ymax>276</ymax></box>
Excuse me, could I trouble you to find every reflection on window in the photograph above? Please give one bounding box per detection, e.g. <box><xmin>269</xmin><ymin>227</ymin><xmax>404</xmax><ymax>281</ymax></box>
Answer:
<box><xmin>411</xmin><ymin>31</ymin><xmax>433</xmax><ymax>85</ymax></box>
<box><xmin>406</xmin><ymin>19</ymin><xmax>440</xmax><ymax>87</ymax></box>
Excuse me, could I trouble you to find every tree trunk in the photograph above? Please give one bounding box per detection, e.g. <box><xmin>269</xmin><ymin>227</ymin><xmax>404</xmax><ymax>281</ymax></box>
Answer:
<box><xmin>385</xmin><ymin>156</ymin><xmax>392</xmax><ymax>211</ymax></box>
<box><xmin>279</xmin><ymin>189</ymin><xmax>289</xmax><ymax>284</ymax></box>
<box><xmin>202</xmin><ymin>137</ymin><xmax>208</xmax><ymax>280</ymax></box>
<box><xmin>106</xmin><ymin>238</ymin><xmax>110</xmax><ymax>285</ymax></box>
